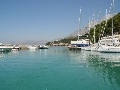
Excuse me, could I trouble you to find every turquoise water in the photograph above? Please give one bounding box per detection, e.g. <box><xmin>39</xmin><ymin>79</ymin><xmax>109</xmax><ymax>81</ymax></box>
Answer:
<box><xmin>0</xmin><ymin>46</ymin><xmax>120</xmax><ymax>90</ymax></box>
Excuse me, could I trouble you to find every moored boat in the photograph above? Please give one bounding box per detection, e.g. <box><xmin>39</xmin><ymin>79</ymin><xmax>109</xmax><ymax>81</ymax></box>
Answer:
<box><xmin>69</xmin><ymin>8</ymin><xmax>90</xmax><ymax>50</ymax></box>
<box><xmin>12</xmin><ymin>46</ymin><xmax>20</xmax><ymax>51</ymax></box>
<box><xmin>98</xmin><ymin>45</ymin><xmax>120</xmax><ymax>53</ymax></box>
<box><xmin>39</xmin><ymin>45</ymin><xmax>49</xmax><ymax>49</ymax></box>
<box><xmin>98</xmin><ymin>0</ymin><xmax>120</xmax><ymax>53</ymax></box>
<box><xmin>71</xmin><ymin>39</ymin><xmax>90</xmax><ymax>47</ymax></box>
<box><xmin>27</xmin><ymin>45</ymin><xmax>38</xmax><ymax>50</ymax></box>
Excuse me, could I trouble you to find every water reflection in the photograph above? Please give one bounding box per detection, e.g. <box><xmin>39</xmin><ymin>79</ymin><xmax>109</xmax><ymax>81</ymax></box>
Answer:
<box><xmin>85</xmin><ymin>51</ymin><xmax>120</xmax><ymax>87</ymax></box>
<box><xmin>68</xmin><ymin>50</ymin><xmax>120</xmax><ymax>87</ymax></box>
<box><xmin>0</xmin><ymin>52</ymin><xmax>10</xmax><ymax>59</ymax></box>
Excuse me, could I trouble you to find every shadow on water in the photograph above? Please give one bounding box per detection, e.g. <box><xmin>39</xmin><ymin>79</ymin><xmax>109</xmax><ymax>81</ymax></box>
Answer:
<box><xmin>85</xmin><ymin>51</ymin><xmax>120</xmax><ymax>87</ymax></box>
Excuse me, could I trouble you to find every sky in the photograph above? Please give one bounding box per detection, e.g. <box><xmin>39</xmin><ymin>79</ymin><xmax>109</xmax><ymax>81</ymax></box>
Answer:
<box><xmin>0</xmin><ymin>0</ymin><xmax>120</xmax><ymax>44</ymax></box>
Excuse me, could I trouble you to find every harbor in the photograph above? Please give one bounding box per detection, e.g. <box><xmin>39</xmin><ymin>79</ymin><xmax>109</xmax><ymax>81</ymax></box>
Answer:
<box><xmin>0</xmin><ymin>0</ymin><xmax>120</xmax><ymax>90</ymax></box>
<box><xmin>66</xmin><ymin>0</ymin><xmax>120</xmax><ymax>53</ymax></box>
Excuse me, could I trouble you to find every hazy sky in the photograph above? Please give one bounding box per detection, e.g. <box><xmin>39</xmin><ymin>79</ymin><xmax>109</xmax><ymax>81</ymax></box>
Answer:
<box><xmin>0</xmin><ymin>0</ymin><xmax>120</xmax><ymax>43</ymax></box>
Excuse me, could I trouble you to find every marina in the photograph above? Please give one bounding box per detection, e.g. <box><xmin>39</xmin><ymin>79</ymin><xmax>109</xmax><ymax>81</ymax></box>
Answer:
<box><xmin>0</xmin><ymin>0</ymin><xmax>120</xmax><ymax>90</ymax></box>
<box><xmin>68</xmin><ymin>0</ymin><xmax>120</xmax><ymax>53</ymax></box>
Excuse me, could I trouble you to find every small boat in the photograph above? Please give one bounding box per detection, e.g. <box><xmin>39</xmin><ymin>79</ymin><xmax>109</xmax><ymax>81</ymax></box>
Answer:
<box><xmin>12</xmin><ymin>46</ymin><xmax>20</xmax><ymax>51</ymax></box>
<box><xmin>27</xmin><ymin>45</ymin><xmax>38</xmax><ymax>50</ymax></box>
<box><xmin>39</xmin><ymin>45</ymin><xmax>49</xmax><ymax>49</ymax></box>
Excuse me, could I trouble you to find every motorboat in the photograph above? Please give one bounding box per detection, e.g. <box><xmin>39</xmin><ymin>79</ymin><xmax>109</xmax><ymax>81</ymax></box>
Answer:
<box><xmin>39</xmin><ymin>45</ymin><xmax>49</xmax><ymax>49</ymax></box>
<box><xmin>71</xmin><ymin>39</ymin><xmax>90</xmax><ymax>48</ymax></box>
<box><xmin>12</xmin><ymin>46</ymin><xmax>20</xmax><ymax>51</ymax></box>
<box><xmin>27</xmin><ymin>45</ymin><xmax>38</xmax><ymax>50</ymax></box>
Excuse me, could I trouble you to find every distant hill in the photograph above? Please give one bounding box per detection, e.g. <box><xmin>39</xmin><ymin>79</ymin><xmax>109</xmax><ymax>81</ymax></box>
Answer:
<box><xmin>9</xmin><ymin>40</ymin><xmax>48</xmax><ymax>45</ymax></box>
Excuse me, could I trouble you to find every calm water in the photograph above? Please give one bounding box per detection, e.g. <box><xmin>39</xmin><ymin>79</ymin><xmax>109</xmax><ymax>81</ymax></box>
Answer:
<box><xmin>0</xmin><ymin>46</ymin><xmax>120</xmax><ymax>90</ymax></box>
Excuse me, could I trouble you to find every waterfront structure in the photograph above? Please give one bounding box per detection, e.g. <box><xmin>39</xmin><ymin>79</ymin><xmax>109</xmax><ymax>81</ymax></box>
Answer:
<box><xmin>0</xmin><ymin>43</ymin><xmax>13</xmax><ymax>52</ymax></box>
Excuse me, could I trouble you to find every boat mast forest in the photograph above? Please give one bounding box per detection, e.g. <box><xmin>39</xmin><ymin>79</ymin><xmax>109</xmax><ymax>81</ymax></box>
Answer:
<box><xmin>46</xmin><ymin>12</ymin><xmax>120</xmax><ymax>46</ymax></box>
<box><xmin>90</xmin><ymin>12</ymin><xmax>120</xmax><ymax>43</ymax></box>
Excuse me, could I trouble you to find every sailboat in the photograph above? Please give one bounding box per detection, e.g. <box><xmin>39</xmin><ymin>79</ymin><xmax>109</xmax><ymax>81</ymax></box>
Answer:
<box><xmin>70</xmin><ymin>8</ymin><xmax>90</xmax><ymax>49</ymax></box>
<box><xmin>98</xmin><ymin>35</ymin><xmax>120</xmax><ymax>53</ymax></box>
<box><xmin>90</xmin><ymin>11</ymin><xmax>99</xmax><ymax>51</ymax></box>
<box><xmin>85</xmin><ymin>17</ymin><xmax>92</xmax><ymax>51</ymax></box>
<box><xmin>98</xmin><ymin>0</ymin><xmax>120</xmax><ymax>53</ymax></box>
<box><xmin>85</xmin><ymin>8</ymin><xmax>102</xmax><ymax>51</ymax></box>
<box><xmin>98</xmin><ymin>44</ymin><xmax>120</xmax><ymax>53</ymax></box>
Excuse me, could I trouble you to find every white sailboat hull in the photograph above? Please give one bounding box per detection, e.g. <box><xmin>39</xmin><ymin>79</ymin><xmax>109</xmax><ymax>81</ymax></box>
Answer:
<box><xmin>85</xmin><ymin>46</ymin><xmax>91</xmax><ymax>51</ymax></box>
<box><xmin>91</xmin><ymin>46</ymin><xmax>98</xmax><ymax>51</ymax></box>
<box><xmin>98</xmin><ymin>45</ymin><xmax>120</xmax><ymax>53</ymax></box>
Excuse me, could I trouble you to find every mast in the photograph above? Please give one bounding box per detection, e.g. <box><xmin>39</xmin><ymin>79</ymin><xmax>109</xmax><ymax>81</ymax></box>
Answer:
<box><xmin>78</xmin><ymin>8</ymin><xmax>81</xmax><ymax>41</ymax></box>
<box><xmin>112</xmin><ymin>0</ymin><xmax>114</xmax><ymax>46</ymax></box>
<box><xmin>89</xmin><ymin>17</ymin><xmax>91</xmax><ymax>46</ymax></box>
<box><xmin>99</xmin><ymin>7</ymin><xmax>101</xmax><ymax>41</ymax></box>
<box><xmin>105</xmin><ymin>9</ymin><xmax>108</xmax><ymax>45</ymax></box>
<box><xmin>93</xmin><ymin>11</ymin><xmax>95</xmax><ymax>44</ymax></box>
